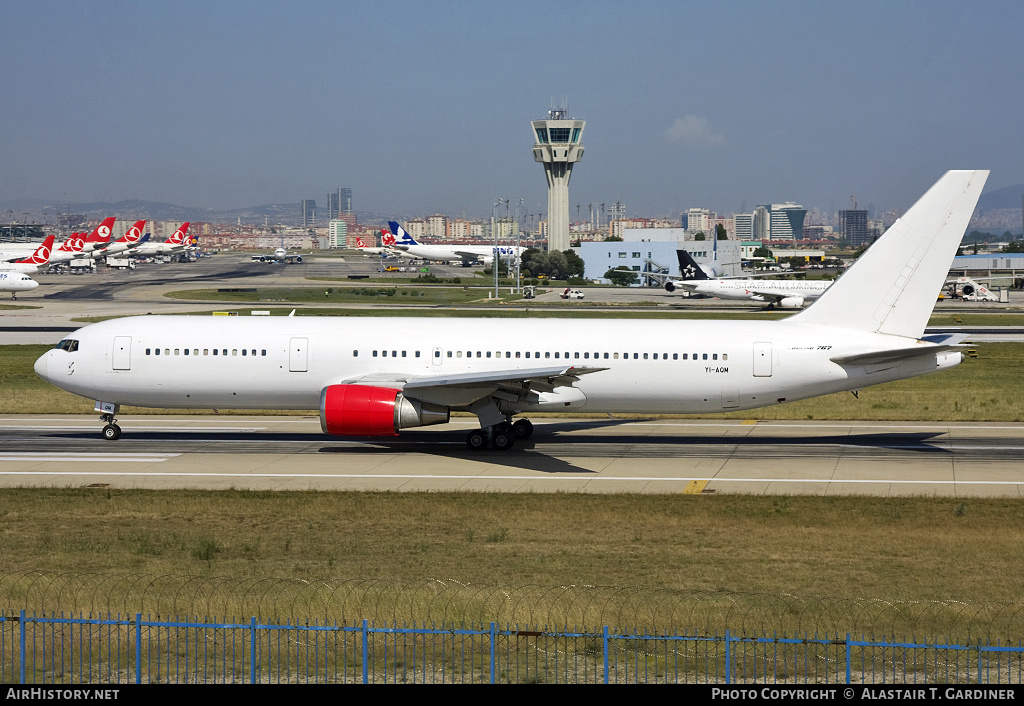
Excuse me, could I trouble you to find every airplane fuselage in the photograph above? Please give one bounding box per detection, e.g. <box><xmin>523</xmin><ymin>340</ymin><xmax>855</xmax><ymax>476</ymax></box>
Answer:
<box><xmin>35</xmin><ymin>315</ymin><xmax>959</xmax><ymax>416</ymax></box>
<box><xmin>679</xmin><ymin>278</ymin><xmax>832</xmax><ymax>305</ymax></box>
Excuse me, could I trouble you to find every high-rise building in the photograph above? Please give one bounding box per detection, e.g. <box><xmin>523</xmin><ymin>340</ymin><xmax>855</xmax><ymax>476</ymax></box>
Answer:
<box><xmin>768</xmin><ymin>203</ymin><xmax>806</xmax><ymax>241</ymax></box>
<box><xmin>531</xmin><ymin>107</ymin><xmax>585</xmax><ymax>252</ymax></box>
<box><xmin>327</xmin><ymin>188</ymin><xmax>352</xmax><ymax>220</ymax></box>
<box><xmin>301</xmin><ymin>200</ymin><xmax>317</xmax><ymax>228</ymax></box>
<box><xmin>734</xmin><ymin>213</ymin><xmax>754</xmax><ymax>241</ymax></box>
<box><xmin>840</xmin><ymin>209</ymin><xmax>869</xmax><ymax>246</ymax></box>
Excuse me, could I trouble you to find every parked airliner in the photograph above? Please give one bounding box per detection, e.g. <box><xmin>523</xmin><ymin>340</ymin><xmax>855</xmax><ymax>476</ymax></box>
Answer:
<box><xmin>133</xmin><ymin>223</ymin><xmax>192</xmax><ymax>257</ymax></box>
<box><xmin>0</xmin><ymin>236</ymin><xmax>55</xmax><ymax>274</ymax></box>
<box><xmin>35</xmin><ymin>171</ymin><xmax>987</xmax><ymax>450</ymax></box>
<box><xmin>665</xmin><ymin>250</ymin><xmax>833</xmax><ymax>308</ymax></box>
<box><xmin>386</xmin><ymin>222</ymin><xmax>524</xmax><ymax>266</ymax></box>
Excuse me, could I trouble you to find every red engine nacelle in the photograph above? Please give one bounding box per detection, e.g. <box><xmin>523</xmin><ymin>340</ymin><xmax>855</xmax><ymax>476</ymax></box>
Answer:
<box><xmin>319</xmin><ymin>384</ymin><xmax>449</xmax><ymax>436</ymax></box>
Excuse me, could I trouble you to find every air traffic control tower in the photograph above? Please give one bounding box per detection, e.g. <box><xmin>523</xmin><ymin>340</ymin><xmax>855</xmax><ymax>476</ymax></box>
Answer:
<box><xmin>531</xmin><ymin>108</ymin><xmax>585</xmax><ymax>252</ymax></box>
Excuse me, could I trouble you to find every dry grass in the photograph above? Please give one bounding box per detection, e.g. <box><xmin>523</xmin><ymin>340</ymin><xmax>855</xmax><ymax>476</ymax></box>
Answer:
<box><xmin>1</xmin><ymin>490</ymin><xmax>1022</xmax><ymax>634</ymax></box>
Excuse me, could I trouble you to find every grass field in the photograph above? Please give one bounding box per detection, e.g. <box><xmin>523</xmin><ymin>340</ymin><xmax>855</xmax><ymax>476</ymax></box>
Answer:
<box><xmin>1</xmin><ymin>490</ymin><xmax>1022</xmax><ymax>635</ymax></box>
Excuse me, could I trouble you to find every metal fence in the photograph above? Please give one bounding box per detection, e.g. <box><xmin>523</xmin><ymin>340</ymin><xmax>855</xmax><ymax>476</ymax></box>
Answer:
<box><xmin>2</xmin><ymin>611</ymin><xmax>1023</xmax><ymax>684</ymax></box>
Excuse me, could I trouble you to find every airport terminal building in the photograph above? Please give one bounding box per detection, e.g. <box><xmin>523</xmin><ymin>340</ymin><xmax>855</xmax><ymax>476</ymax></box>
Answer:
<box><xmin>580</xmin><ymin>228</ymin><xmax>743</xmax><ymax>284</ymax></box>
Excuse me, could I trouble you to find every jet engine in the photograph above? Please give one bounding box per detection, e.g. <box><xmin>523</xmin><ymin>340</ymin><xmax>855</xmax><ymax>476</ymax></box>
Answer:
<box><xmin>664</xmin><ymin>281</ymin><xmax>676</xmax><ymax>293</ymax></box>
<box><xmin>778</xmin><ymin>296</ymin><xmax>805</xmax><ymax>308</ymax></box>
<box><xmin>319</xmin><ymin>384</ymin><xmax>449</xmax><ymax>436</ymax></box>
<box><xmin>294</xmin><ymin>255</ymin><xmax>302</xmax><ymax>263</ymax></box>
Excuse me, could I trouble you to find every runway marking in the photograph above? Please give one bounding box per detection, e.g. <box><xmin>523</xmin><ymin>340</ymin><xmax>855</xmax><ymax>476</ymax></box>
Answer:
<box><xmin>0</xmin><ymin>470</ymin><xmax>1019</xmax><ymax>486</ymax></box>
<box><xmin>0</xmin><ymin>453</ymin><xmax>179</xmax><ymax>463</ymax></box>
<box><xmin>682</xmin><ymin>480</ymin><xmax>709</xmax><ymax>494</ymax></box>
<box><xmin>0</xmin><ymin>426</ymin><xmax>268</xmax><ymax>431</ymax></box>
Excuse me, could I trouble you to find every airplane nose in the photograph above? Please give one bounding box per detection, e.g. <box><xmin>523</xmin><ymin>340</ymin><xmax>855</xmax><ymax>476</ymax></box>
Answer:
<box><xmin>34</xmin><ymin>351</ymin><xmax>49</xmax><ymax>382</ymax></box>
<box><xmin>26</xmin><ymin>280</ymin><xmax>39</xmax><ymax>290</ymax></box>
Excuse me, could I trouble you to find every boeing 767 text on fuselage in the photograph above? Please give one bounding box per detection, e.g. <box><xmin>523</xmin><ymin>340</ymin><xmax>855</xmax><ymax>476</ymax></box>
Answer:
<box><xmin>34</xmin><ymin>171</ymin><xmax>987</xmax><ymax>449</ymax></box>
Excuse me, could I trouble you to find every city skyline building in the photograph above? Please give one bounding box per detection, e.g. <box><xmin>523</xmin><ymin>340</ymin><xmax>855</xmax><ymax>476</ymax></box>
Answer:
<box><xmin>840</xmin><ymin>209</ymin><xmax>870</xmax><ymax>246</ymax></box>
<box><xmin>301</xmin><ymin>199</ymin><xmax>316</xmax><ymax>228</ymax></box>
<box><xmin>531</xmin><ymin>106</ymin><xmax>585</xmax><ymax>252</ymax></box>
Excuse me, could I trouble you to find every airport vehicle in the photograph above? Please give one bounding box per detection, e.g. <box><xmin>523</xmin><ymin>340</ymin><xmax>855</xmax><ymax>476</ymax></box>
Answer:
<box><xmin>946</xmin><ymin>277</ymin><xmax>1000</xmax><ymax>302</ymax></box>
<box><xmin>386</xmin><ymin>222</ymin><xmax>525</xmax><ymax>267</ymax></box>
<box><xmin>133</xmin><ymin>223</ymin><xmax>192</xmax><ymax>258</ymax></box>
<box><xmin>0</xmin><ymin>235</ymin><xmax>55</xmax><ymax>274</ymax></box>
<box><xmin>34</xmin><ymin>171</ymin><xmax>986</xmax><ymax>449</ymax></box>
<box><xmin>561</xmin><ymin>288</ymin><xmax>585</xmax><ymax>300</ymax></box>
<box><xmin>106</xmin><ymin>257</ymin><xmax>136</xmax><ymax>270</ymax></box>
<box><xmin>0</xmin><ymin>271</ymin><xmax>38</xmax><ymax>299</ymax></box>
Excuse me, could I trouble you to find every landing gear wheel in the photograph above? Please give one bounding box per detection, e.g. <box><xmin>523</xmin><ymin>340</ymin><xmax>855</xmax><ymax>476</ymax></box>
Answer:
<box><xmin>491</xmin><ymin>429</ymin><xmax>515</xmax><ymax>451</ymax></box>
<box><xmin>102</xmin><ymin>424</ymin><xmax>121</xmax><ymax>441</ymax></box>
<box><xmin>512</xmin><ymin>419</ymin><xmax>534</xmax><ymax>440</ymax></box>
<box><xmin>466</xmin><ymin>429</ymin><xmax>488</xmax><ymax>451</ymax></box>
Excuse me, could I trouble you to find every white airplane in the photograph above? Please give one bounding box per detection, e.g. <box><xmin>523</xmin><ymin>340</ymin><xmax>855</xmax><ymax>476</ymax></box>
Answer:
<box><xmin>133</xmin><ymin>223</ymin><xmax>193</xmax><ymax>257</ymax></box>
<box><xmin>0</xmin><ymin>271</ymin><xmax>39</xmax><ymax>299</ymax></box>
<box><xmin>0</xmin><ymin>235</ymin><xmax>55</xmax><ymax>274</ymax></box>
<box><xmin>386</xmin><ymin>221</ymin><xmax>524</xmax><ymax>266</ymax></box>
<box><xmin>665</xmin><ymin>249</ymin><xmax>833</xmax><ymax>308</ymax></box>
<box><xmin>253</xmin><ymin>245</ymin><xmax>305</xmax><ymax>264</ymax></box>
<box><xmin>34</xmin><ymin>170</ymin><xmax>986</xmax><ymax>450</ymax></box>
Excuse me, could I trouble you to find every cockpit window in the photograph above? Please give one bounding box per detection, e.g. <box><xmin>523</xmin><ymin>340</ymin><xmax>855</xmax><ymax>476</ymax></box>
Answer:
<box><xmin>53</xmin><ymin>339</ymin><xmax>79</xmax><ymax>352</ymax></box>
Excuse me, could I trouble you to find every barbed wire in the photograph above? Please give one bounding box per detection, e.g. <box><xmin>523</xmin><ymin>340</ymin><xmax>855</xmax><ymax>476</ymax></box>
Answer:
<box><xmin>0</xmin><ymin>570</ymin><xmax>1020</xmax><ymax>640</ymax></box>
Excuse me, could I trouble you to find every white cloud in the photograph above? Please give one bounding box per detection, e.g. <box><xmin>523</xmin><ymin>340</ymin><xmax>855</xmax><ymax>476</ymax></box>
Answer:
<box><xmin>664</xmin><ymin>115</ymin><xmax>725</xmax><ymax>148</ymax></box>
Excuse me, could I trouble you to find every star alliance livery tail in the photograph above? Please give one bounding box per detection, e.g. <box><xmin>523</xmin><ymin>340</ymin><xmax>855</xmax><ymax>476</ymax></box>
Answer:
<box><xmin>788</xmin><ymin>170</ymin><xmax>988</xmax><ymax>339</ymax></box>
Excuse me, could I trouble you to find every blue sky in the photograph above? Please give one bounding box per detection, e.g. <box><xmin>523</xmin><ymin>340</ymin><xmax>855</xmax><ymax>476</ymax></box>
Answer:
<box><xmin>1</xmin><ymin>1</ymin><xmax>1021</xmax><ymax>220</ymax></box>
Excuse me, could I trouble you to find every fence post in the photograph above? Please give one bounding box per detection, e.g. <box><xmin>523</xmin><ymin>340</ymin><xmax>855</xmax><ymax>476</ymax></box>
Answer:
<box><xmin>490</xmin><ymin>622</ymin><xmax>496</xmax><ymax>684</ymax></box>
<box><xmin>362</xmin><ymin>619</ymin><xmax>369</xmax><ymax>684</ymax></box>
<box><xmin>19</xmin><ymin>609</ymin><xmax>25</xmax><ymax>685</ymax></box>
<box><xmin>136</xmin><ymin>614</ymin><xmax>142</xmax><ymax>685</ymax></box>
<box><xmin>846</xmin><ymin>633</ymin><xmax>851</xmax><ymax>684</ymax></box>
<box><xmin>725</xmin><ymin>629</ymin><xmax>731</xmax><ymax>684</ymax></box>
<box><xmin>603</xmin><ymin>626</ymin><xmax>609</xmax><ymax>684</ymax></box>
<box><xmin>250</xmin><ymin>617</ymin><xmax>257</xmax><ymax>684</ymax></box>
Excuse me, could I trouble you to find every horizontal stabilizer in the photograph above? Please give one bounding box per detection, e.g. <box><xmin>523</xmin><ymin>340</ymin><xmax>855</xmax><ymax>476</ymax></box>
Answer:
<box><xmin>830</xmin><ymin>342</ymin><xmax>963</xmax><ymax>367</ymax></box>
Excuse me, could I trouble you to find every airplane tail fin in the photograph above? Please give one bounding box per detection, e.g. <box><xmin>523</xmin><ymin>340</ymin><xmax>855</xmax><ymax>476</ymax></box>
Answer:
<box><xmin>124</xmin><ymin>220</ymin><xmax>146</xmax><ymax>244</ymax></box>
<box><xmin>388</xmin><ymin>221</ymin><xmax>418</xmax><ymax>245</ymax></box>
<box><xmin>169</xmin><ymin>222</ymin><xmax>191</xmax><ymax>245</ymax></box>
<box><xmin>787</xmin><ymin>170</ymin><xmax>988</xmax><ymax>339</ymax></box>
<box><xmin>676</xmin><ymin>249</ymin><xmax>712</xmax><ymax>280</ymax></box>
<box><xmin>17</xmin><ymin>235</ymin><xmax>55</xmax><ymax>265</ymax></box>
<box><xmin>86</xmin><ymin>217</ymin><xmax>115</xmax><ymax>244</ymax></box>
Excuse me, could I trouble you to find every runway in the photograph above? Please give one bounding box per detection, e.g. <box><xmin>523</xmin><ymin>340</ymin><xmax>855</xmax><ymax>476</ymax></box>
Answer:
<box><xmin>1</xmin><ymin>415</ymin><xmax>1023</xmax><ymax>497</ymax></box>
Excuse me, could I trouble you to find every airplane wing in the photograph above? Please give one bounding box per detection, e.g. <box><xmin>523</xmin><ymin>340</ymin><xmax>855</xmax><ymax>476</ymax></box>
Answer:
<box><xmin>335</xmin><ymin>365</ymin><xmax>607</xmax><ymax>405</ymax></box>
<box><xmin>451</xmin><ymin>250</ymin><xmax>485</xmax><ymax>262</ymax></box>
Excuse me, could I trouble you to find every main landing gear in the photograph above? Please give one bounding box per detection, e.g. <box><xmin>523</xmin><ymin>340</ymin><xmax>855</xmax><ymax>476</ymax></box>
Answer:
<box><xmin>465</xmin><ymin>418</ymin><xmax>534</xmax><ymax>451</ymax></box>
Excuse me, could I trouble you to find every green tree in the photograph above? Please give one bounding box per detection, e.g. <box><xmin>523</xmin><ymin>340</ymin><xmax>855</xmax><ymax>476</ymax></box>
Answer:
<box><xmin>753</xmin><ymin>246</ymin><xmax>773</xmax><ymax>259</ymax></box>
<box><xmin>693</xmin><ymin>231</ymin><xmax>706</xmax><ymax>241</ymax></box>
<box><xmin>562</xmin><ymin>249</ymin><xmax>585</xmax><ymax>278</ymax></box>
<box><xmin>716</xmin><ymin>223</ymin><xmax>728</xmax><ymax>240</ymax></box>
<box><xmin>605</xmin><ymin>235</ymin><xmax>623</xmax><ymax>241</ymax></box>
<box><xmin>604</xmin><ymin>267</ymin><xmax>638</xmax><ymax>286</ymax></box>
